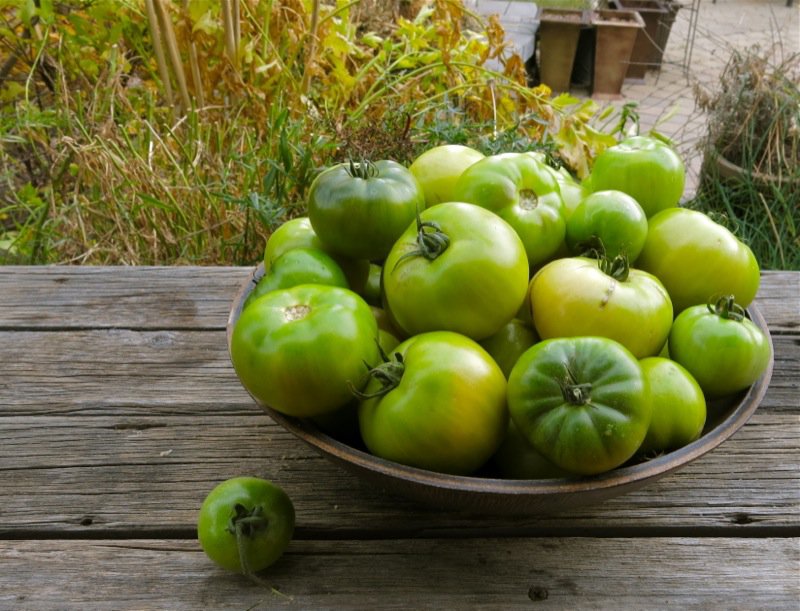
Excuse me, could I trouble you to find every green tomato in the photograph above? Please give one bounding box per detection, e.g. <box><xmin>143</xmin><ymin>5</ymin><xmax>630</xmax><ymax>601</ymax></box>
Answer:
<box><xmin>553</xmin><ymin>167</ymin><xmax>589</xmax><ymax>219</ymax></box>
<box><xmin>358</xmin><ymin>331</ymin><xmax>508</xmax><ymax>475</ymax></box>
<box><xmin>508</xmin><ymin>336</ymin><xmax>652</xmax><ymax>475</ymax></box>
<box><xmin>244</xmin><ymin>247</ymin><xmax>348</xmax><ymax>309</ymax></box>
<box><xmin>308</xmin><ymin>160</ymin><xmax>424</xmax><ymax>261</ymax></box>
<box><xmin>409</xmin><ymin>144</ymin><xmax>485</xmax><ymax>206</ymax></box>
<box><xmin>668</xmin><ymin>296</ymin><xmax>772</xmax><ymax>397</ymax></box>
<box><xmin>382</xmin><ymin>202</ymin><xmax>529</xmax><ymax>341</ymax></box>
<box><xmin>479</xmin><ymin>318</ymin><xmax>539</xmax><ymax>379</ymax></box>
<box><xmin>589</xmin><ymin>136</ymin><xmax>685</xmax><ymax>217</ymax></box>
<box><xmin>636</xmin><ymin>208</ymin><xmax>760</xmax><ymax>314</ymax></box>
<box><xmin>452</xmin><ymin>152</ymin><xmax>566</xmax><ymax>267</ymax></box>
<box><xmin>565</xmin><ymin>190</ymin><xmax>648</xmax><ymax>261</ymax></box>
<box><xmin>197</xmin><ymin>477</ymin><xmax>295</xmax><ymax>575</ymax></box>
<box><xmin>492</xmin><ymin>420</ymin><xmax>574</xmax><ymax>479</ymax></box>
<box><xmin>230</xmin><ymin>284</ymin><xmax>380</xmax><ymax>417</ymax></box>
<box><xmin>637</xmin><ymin>357</ymin><xmax>706</xmax><ymax>455</ymax></box>
<box><xmin>529</xmin><ymin>256</ymin><xmax>673</xmax><ymax>358</ymax></box>
<box><xmin>263</xmin><ymin>217</ymin><xmax>370</xmax><ymax>293</ymax></box>
<box><xmin>362</xmin><ymin>263</ymin><xmax>383</xmax><ymax>306</ymax></box>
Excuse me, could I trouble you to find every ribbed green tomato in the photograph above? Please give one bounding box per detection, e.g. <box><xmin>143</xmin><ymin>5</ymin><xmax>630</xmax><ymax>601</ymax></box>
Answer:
<box><xmin>637</xmin><ymin>357</ymin><xmax>706</xmax><ymax>455</ymax></box>
<box><xmin>637</xmin><ymin>208</ymin><xmax>760</xmax><ymax>314</ymax></box>
<box><xmin>197</xmin><ymin>477</ymin><xmax>294</xmax><ymax>574</ymax></box>
<box><xmin>382</xmin><ymin>202</ymin><xmax>529</xmax><ymax>341</ymax></box>
<box><xmin>358</xmin><ymin>331</ymin><xmax>508</xmax><ymax>475</ymax></box>
<box><xmin>668</xmin><ymin>296</ymin><xmax>772</xmax><ymax>397</ymax></box>
<box><xmin>529</xmin><ymin>256</ymin><xmax>673</xmax><ymax>358</ymax></box>
<box><xmin>230</xmin><ymin>285</ymin><xmax>380</xmax><ymax>417</ymax></box>
<box><xmin>507</xmin><ymin>336</ymin><xmax>651</xmax><ymax>475</ymax></box>
<box><xmin>307</xmin><ymin>160</ymin><xmax>424</xmax><ymax>261</ymax></box>
<box><xmin>452</xmin><ymin>152</ymin><xmax>566</xmax><ymax>267</ymax></box>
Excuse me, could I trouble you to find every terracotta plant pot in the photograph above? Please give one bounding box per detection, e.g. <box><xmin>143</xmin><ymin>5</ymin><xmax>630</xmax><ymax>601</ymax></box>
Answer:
<box><xmin>591</xmin><ymin>9</ymin><xmax>645</xmax><ymax>98</ymax></box>
<box><xmin>609</xmin><ymin>0</ymin><xmax>669</xmax><ymax>80</ymax></box>
<box><xmin>536</xmin><ymin>9</ymin><xmax>590</xmax><ymax>92</ymax></box>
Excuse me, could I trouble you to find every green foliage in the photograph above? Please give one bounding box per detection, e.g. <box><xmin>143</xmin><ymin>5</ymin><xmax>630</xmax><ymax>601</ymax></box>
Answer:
<box><xmin>1</xmin><ymin>0</ymin><xmax>619</xmax><ymax>265</ymax></box>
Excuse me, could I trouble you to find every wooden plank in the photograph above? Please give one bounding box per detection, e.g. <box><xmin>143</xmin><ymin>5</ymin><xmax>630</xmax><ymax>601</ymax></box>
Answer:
<box><xmin>0</xmin><ymin>411</ymin><xmax>796</xmax><ymax>536</ymax></box>
<box><xmin>0</xmin><ymin>267</ymin><xmax>795</xmax><ymax>332</ymax></box>
<box><xmin>0</xmin><ymin>266</ymin><xmax>250</xmax><ymax>330</ymax></box>
<box><xmin>0</xmin><ymin>538</ymin><xmax>797</xmax><ymax>609</ymax></box>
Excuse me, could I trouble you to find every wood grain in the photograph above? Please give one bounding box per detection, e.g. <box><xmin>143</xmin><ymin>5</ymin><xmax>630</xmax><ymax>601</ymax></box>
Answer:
<box><xmin>0</xmin><ymin>538</ymin><xmax>797</xmax><ymax>610</ymax></box>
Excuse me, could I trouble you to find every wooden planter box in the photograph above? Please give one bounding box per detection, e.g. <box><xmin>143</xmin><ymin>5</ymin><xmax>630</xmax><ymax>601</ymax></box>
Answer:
<box><xmin>536</xmin><ymin>9</ymin><xmax>591</xmax><ymax>92</ymax></box>
<box><xmin>591</xmin><ymin>9</ymin><xmax>645</xmax><ymax>98</ymax></box>
<box><xmin>609</xmin><ymin>0</ymin><xmax>669</xmax><ymax>80</ymax></box>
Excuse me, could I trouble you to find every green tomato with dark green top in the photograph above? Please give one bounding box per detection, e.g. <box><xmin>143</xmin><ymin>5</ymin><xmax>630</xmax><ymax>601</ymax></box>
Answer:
<box><xmin>308</xmin><ymin>159</ymin><xmax>424</xmax><ymax>261</ymax></box>
<box><xmin>668</xmin><ymin>295</ymin><xmax>771</xmax><ymax>397</ymax></box>
<box><xmin>358</xmin><ymin>331</ymin><xmax>508</xmax><ymax>475</ymax></box>
<box><xmin>452</xmin><ymin>152</ymin><xmax>566</xmax><ymax>268</ymax></box>
<box><xmin>230</xmin><ymin>284</ymin><xmax>380</xmax><ymax>417</ymax></box>
<box><xmin>507</xmin><ymin>336</ymin><xmax>652</xmax><ymax>475</ymax></box>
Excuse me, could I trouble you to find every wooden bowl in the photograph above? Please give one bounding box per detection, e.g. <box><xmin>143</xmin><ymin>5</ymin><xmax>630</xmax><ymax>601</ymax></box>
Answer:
<box><xmin>227</xmin><ymin>264</ymin><xmax>774</xmax><ymax>515</ymax></box>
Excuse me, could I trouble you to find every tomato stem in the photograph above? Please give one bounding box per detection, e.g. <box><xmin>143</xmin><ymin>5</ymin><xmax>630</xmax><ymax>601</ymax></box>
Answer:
<box><xmin>352</xmin><ymin>351</ymin><xmax>405</xmax><ymax>400</ymax></box>
<box><xmin>597</xmin><ymin>253</ymin><xmax>630</xmax><ymax>282</ymax></box>
<box><xmin>228</xmin><ymin>503</ymin><xmax>272</xmax><ymax>586</ymax></box>
<box><xmin>709</xmin><ymin>294</ymin><xmax>746</xmax><ymax>321</ymax></box>
<box><xmin>392</xmin><ymin>212</ymin><xmax>450</xmax><ymax>270</ymax></box>
<box><xmin>560</xmin><ymin>367</ymin><xmax>592</xmax><ymax>405</ymax></box>
<box><xmin>346</xmin><ymin>158</ymin><xmax>378</xmax><ymax>180</ymax></box>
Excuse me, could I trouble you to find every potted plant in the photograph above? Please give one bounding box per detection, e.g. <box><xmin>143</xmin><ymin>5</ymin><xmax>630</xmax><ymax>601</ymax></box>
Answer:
<box><xmin>693</xmin><ymin>45</ymin><xmax>800</xmax><ymax>269</ymax></box>
<box><xmin>608</xmin><ymin>0</ymin><xmax>670</xmax><ymax>80</ymax></box>
<box><xmin>535</xmin><ymin>7</ymin><xmax>592</xmax><ymax>92</ymax></box>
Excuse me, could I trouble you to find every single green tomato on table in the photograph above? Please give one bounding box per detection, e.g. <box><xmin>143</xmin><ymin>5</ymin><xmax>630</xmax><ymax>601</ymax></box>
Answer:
<box><xmin>565</xmin><ymin>190</ymin><xmax>648</xmax><ymax>261</ymax></box>
<box><xmin>668</xmin><ymin>295</ymin><xmax>771</xmax><ymax>398</ymax></box>
<box><xmin>507</xmin><ymin>336</ymin><xmax>652</xmax><ymax>475</ymax></box>
<box><xmin>589</xmin><ymin>135</ymin><xmax>685</xmax><ymax>217</ymax></box>
<box><xmin>636</xmin><ymin>208</ymin><xmax>760</xmax><ymax>314</ymax></box>
<box><xmin>408</xmin><ymin>144</ymin><xmax>485</xmax><ymax>207</ymax></box>
<box><xmin>529</xmin><ymin>256</ymin><xmax>673</xmax><ymax>359</ymax></box>
<box><xmin>230</xmin><ymin>284</ymin><xmax>380</xmax><ymax>417</ymax></box>
<box><xmin>197</xmin><ymin>477</ymin><xmax>295</xmax><ymax>575</ymax></box>
<box><xmin>452</xmin><ymin>152</ymin><xmax>566</xmax><ymax>268</ymax></box>
<box><xmin>637</xmin><ymin>357</ymin><xmax>707</xmax><ymax>455</ymax></box>
<box><xmin>382</xmin><ymin>201</ymin><xmax>529</xmax><ymax>341</ymax></box>
<box><xmin>358</xmin><ymin>331</ymin><xmax>509</xmax><ymax>476</ymax></box>
<box><xmin>307</xmin><ymin>159</ymin><xmax>424</xmax><ymax>262</ymax></box>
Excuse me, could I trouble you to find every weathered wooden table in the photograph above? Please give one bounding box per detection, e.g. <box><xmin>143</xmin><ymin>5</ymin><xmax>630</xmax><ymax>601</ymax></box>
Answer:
<box><xmin>0</xmin><ymin>266</ymin><xmax>797</xmax><ymax>609</ymax></box>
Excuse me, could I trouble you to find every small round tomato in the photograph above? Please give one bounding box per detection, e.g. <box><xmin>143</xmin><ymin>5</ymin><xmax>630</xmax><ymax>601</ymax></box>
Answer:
<box><xmin>508</xmin><ymin>336</ymin><xmax>651</xmax><ymax>475</ymax></box>
<box><xmin>230</xmin><ymin>285</ymin><xmax>380</xmax><ymax>417</ymax></box>
<box><xmin>383</xmin><ymin>202</ymin><xmax>529</xmax><ymax>341</ymax></box>
<box><xmin>358</xmin><ymin>331</ymin><xmax>508</xmax><ymax>475</ymax></box>
<box><xmin>668</xmin><ymin>295</ymin><xmax>772</xmax><ymax>397</ymax></box>
<box><xmin>637</xmin><ymin>357</ymin><xmax>706</xmax><ymax>455</ymax></box>
<box><xmin>492</xmin><ymin>420</ymin><xmax>573</xmax><ymax>480</ymax></box>
<box><xmin>636</xmin><ymin>208</ymin><xmax>760</xmax><ymax>313</ymax></box>
<box><xmin>565</xmin><ymin>190</ymin><xmax>648</xmax><ymax>261</ymax></box>
<box><xmin>408</xmin><ymin>144</ymin><xmax>485</xmax><ymax>206</ymax></box>
<box><xmin>263</xmin><ymin>217</ymin><xmax>370</xmax><ymax>293</ymax></box>
<box><xmin>362</xmin><ymin>263</ymin><xmax>383</xmax><ymax>306</ymax></box>
<box><xmin>589</xmin><ymin>135</ymin><xmax>685</xmax><ymax>217</ymax></box>
<box><xmin>308</xmin><ymin>160</ymin><xmax>424</xmax><ymax>261</ymax></box>
<box><xmin>197</xmin><ymin>477</ymin><xmax>295</xmax><ymax>575</ymax></box>
<box><xmin>479</xmin><ymin>318</ymin><xmax>539</xmax><ymax>379</ymax></box>
<box><xmin>452</xmin><ymin>152</ymin><xmax>566</xmax><ymax>268</ymax></box>
<box><xmin>244</xmin><ymin>247</ymin><xmax>348</xmax><ymax>309</ymax></box>
<box><xmin>529</xmin><ymin>256</ymin><xmax>673</xmax><ymax>358</ymax></box>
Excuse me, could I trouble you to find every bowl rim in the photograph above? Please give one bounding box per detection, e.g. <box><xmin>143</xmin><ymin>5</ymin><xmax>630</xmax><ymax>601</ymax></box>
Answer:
<box><xmin>227</xmin><ymin>263</ymin><xmax>775</xmax><ymax>497</ymax></box>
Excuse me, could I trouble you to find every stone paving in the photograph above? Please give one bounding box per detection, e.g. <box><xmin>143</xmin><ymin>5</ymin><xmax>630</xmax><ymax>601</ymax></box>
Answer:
<box><xmin>602</xmin><ymin>0</ymin><xmax>799</xmax><ymax>194</ymax></box>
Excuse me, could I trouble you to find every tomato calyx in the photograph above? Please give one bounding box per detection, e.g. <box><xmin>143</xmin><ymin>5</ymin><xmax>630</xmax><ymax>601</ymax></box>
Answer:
<box><xmin>393</xmin><ymin>212</ymin><xmax>450</xmax><ymax>269</ymax></box>
<box><xmin>346</xmin><ymin>158</ymin><xmax>378</xmax><ymax>180</ymax></box>
<box><xmin>352</xmin><ymin>344</ymin><xmax>405</xmax><ymax>400</ymax></box>
<box><xmin>518</xmin><ymin>188</ymin><xmax>539</xmax><ymax>210</ymax></box>
<box><xmin>597</xmin><ymin>253</ymin><xmax>630</xmax><ymax>283</ymax></box>
<box><xmin>708</xmin><ymin>294</ymin><xmax>747</xmax><ymax>322</ymax></box>
<box><xmin>226</xmin><ymin>503</ymin><xmax>272</xmax><ymax>584</ymax></box>
<box><xmin>559</xmin><ymin>367</ymin><xmax>593</xmax><ymax>406</ymax></box>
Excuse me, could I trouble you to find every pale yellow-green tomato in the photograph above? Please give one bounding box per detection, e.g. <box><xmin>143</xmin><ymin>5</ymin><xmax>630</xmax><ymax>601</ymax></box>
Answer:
<box><xmin>409</xmin><ymin>144</ymin><xmax>485</xmax><ymax>207</ymax></box>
